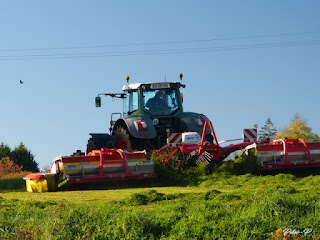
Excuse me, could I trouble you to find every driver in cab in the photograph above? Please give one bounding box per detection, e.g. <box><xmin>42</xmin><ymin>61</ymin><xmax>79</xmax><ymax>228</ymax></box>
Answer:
<box><xmin>145</xmin><ymin>91</ymin><xmax>170</xmax><ymax>115</ymax></box>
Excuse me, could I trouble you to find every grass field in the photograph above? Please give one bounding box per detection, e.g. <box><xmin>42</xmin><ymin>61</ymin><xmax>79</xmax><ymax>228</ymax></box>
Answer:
<box><xmin>1</xmin><ymin>172</ymin><xmax>320</xmax><ymax>239</ymax></box>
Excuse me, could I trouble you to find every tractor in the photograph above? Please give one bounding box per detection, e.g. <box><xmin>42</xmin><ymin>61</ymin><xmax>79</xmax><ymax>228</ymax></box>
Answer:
<box><xmin>87</xmin><ymin>74</ymin><xmax>211</xmax><ymax>153</ymax></box>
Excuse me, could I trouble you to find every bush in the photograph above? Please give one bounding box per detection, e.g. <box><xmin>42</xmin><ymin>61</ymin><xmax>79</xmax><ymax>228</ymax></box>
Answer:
<box><xmin>0</xmin><ymin>178</ymin><xmax>26</xmax><ymax>191</ymax></box>
<box><xmin>0</xmin><ymin>157</ymin><xmax>23</xmax><ymax>178</ymax></box>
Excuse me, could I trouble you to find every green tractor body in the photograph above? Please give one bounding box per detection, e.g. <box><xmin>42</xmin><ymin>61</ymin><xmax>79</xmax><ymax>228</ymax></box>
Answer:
<box><xmin>87</xmin><ymin>78</ymin><xmax>210</xmax><ymax>153</ymax></box>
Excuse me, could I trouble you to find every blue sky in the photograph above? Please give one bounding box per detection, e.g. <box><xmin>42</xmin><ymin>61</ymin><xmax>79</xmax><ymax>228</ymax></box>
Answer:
<box><xmin>1</xmin><ymin>1</ymin><xmax>320</xmax><ymax>169</ymax></box>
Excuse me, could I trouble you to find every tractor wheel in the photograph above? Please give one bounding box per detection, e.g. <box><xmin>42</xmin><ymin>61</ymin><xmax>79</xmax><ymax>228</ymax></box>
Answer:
<box><xmin>113</xmin><ymin>126</ymin><xmax>132</xmax><ymax>149</ymax></box>
<box><xmin>113</xmin><ymin>126</ymin><xmax>153</xmax><ymax>152</ymax></box>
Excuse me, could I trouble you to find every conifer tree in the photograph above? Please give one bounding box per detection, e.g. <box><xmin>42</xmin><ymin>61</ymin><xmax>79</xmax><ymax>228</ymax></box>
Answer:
<box><xmin>9</xmin><ymin>142</ymin><xmax>39</xmax><ymax>172</ymax></box>
<box><xmin>259</xmin><ymin>117</ymin><xmax>277</xmax><ymax>140</ymax></box>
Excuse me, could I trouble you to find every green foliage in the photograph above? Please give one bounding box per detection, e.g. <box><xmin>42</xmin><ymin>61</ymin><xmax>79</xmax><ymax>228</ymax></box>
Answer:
<box><xmin>0</xmin><ymin>142</ymin><xmax>39</xmax><ymax>172</ymax></box>
<box><xmin>0</xmin><ymin>143</ymin><xmax>11</xmax><ymax>159</ymax></box>
<box><xmin>275</xmin><ymin>113</ymin><xmax>320</xmax><ymax>142</ymax></box>
<box><xmin>8</xmin><ymin>142</ymin><xmax>39</xmax><ymax>172</ymax></box>
<box><xmin>0</xmin><ymin>178</ymin><xmax>26</xmax><ymax>192</ymax></box>
<box><xmin>259</xmin><ymin>117</ymin><xmax>278</xmax><ymax>140</ymax></box>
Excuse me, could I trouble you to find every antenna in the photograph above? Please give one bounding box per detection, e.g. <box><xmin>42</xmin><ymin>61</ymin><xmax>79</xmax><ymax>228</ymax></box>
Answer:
<box><xmin>165</xmin><ymin>75</ymin><xmax>167</xmax><ymax>82</ymax></box>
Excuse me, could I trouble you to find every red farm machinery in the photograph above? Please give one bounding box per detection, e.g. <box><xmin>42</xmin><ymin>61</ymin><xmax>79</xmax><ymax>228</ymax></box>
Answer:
<box><xmin>155</xmin><ymin>120</ymin><xmax>320</xmax><ymax>172</ymax></box>
<box><xmin>24</xmin><ymin>74</ymin><xmax>320</xmax><ymax>192</ymax></box>
<box><xmin>24</xmin><ymin>149</ymin><xmax>156</xmax><ymax>192</ymax></box>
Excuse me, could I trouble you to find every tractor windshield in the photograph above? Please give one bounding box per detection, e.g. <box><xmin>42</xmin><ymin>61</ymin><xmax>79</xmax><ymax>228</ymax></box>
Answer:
<box><xmin>144</xmin><ymin>89</ymin><xmax>179</xmax><ymax>115</ymax></box>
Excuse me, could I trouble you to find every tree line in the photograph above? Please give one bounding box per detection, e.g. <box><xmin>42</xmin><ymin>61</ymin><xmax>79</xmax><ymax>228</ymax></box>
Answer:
<box><xmin>259</xmin><ymin>113</ymin><xmax>320</xmax><ymax>142</ymax></box>
<box><xmin>0</xmin><ymin>142</ymin><xmax>39</xmax><ymax>173</ymax></box>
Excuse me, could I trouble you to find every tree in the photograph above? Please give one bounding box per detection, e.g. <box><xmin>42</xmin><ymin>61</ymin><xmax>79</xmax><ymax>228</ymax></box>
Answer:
<box><xmin>0</xmin><ymin>142</ymin><xmax>11</xmax><ymax>159</ymax></box>
<box><xmin>259</xmin><ymin>117</ymin><xmax>277</xmax><ymax>140</ymax></box>
<box><xmin>0</xmin><ymin>157</ymin><xmax>23</xmax><ymax>179</ymax></box>
<box><xmin>275</xmin><ymin>113</ymin><xmax>320</xmax><ymax>142</ymax></box>
<box><xmin>9</xmin><ymin>142</ymin><xmax>39</xmax><ymax>172</ymax></box>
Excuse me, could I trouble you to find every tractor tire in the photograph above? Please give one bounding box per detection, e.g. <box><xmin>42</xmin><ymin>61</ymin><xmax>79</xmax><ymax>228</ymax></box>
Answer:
<box><xmin>113</xmin><ymin>126</ymin><xmax>153</xmax><ymax>152</ymax></box>
<box><xmin>113</xmin><ymin>126</ymin><xmax>132</xmax><ymax>150</ymax></box>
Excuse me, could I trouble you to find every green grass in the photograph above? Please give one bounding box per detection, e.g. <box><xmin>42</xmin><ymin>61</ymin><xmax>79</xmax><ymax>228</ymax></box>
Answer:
<box><xmin>0</xmin><ymin>178</ymin><xmax>26</xmax><ymax>192</ymax></box>
<box><xmin>1</xmin><ymin>173</ymin><xmax>320</xmax><ymax>239</ymax></box>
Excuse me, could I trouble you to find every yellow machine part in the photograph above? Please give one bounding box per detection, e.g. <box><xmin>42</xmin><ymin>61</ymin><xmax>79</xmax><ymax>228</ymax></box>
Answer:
<box><xmin>25</xmin><ymin>173</ymin><xmax>56</xmax><ymax>192</ymax></box>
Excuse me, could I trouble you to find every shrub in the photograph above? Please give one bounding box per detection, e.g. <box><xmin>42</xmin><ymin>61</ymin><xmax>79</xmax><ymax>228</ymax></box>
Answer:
<box><xmin>0</xmin><ymin>178</ymin><xmax>26</xmax><ymax>191</ymax></box>
<box><xmin>0</xmin><ymin>157</ymin><xmax>29</xmax><ymax>179</ymax></box>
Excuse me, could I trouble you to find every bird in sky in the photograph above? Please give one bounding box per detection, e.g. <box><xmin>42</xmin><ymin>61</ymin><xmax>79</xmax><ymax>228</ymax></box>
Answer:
<box><xmin>20</xmin><ymin>80</ymin><xmax>24</xmax><ymax>84</ymax></box>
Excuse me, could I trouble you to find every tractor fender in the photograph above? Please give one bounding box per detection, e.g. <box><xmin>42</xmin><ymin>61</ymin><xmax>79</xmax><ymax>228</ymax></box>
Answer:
<box><xmin>113</xmin><ymin>116</ymin><xmax>157</xmax><ymax>139</ymax></box>
<box><xmin>179</xmin><ymin>112</ymin><xmax>211</xmax><ymax>135</ymax></box>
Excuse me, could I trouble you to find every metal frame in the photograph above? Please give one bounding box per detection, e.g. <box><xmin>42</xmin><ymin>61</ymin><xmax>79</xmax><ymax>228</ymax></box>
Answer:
<box><xmin>257</xmin><ymin>138</ymin><xmax>320</xmax><ymax>170</ymax></box>
<box><xmin>62</xmin><ymin>149</ymin><xmax>156</xmax><ymax>184</ymax></box>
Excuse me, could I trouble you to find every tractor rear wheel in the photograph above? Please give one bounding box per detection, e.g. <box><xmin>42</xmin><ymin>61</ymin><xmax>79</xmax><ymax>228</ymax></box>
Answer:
<box><xmin>113</xmin><ymin>126</ymin><xmax>132</xmax><ymax>149</ymax></box>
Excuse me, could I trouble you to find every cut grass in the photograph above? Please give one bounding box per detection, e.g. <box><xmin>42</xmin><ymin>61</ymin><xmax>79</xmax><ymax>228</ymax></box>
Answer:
<box><xmin>1</xmin><ymin>186</ymin><xmax>208</xmax><ymax>205</ymax></box>
<box><xmin>1</xmin><ymin>174</ymin><xmax>320</xmax><ymax>239</ymax></box>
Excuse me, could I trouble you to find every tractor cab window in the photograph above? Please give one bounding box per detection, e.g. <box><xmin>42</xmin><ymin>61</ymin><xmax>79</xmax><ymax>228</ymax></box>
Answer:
<box><xmin>123</xmin><ymin>91</ymin><xmax>138</xmax><ymax>116</ymax></box>
<box><xmin>144</xmin><ymin>89</ymin><xmax>179</xmax><ymax>115</ymax></box>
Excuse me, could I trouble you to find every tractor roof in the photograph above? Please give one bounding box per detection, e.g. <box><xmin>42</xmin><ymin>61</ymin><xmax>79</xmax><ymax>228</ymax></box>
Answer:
<box><xmin>122</xmin><ymin>82</ymin><xmax>185</xmax><ymax>91</ymax></box>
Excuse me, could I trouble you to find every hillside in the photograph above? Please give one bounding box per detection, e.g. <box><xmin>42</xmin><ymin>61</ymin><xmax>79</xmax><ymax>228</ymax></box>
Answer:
<box><xmin>1</xmin><ymin>173</ymin><xmax>319</xmax><ymax>239</ymax></box>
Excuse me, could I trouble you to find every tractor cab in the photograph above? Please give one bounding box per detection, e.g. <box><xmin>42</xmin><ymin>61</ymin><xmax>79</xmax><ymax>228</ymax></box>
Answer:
<box><xmin>122</xmin><ymin>81</ymin><xmax>185</xmax><ymax>117</ymax></box>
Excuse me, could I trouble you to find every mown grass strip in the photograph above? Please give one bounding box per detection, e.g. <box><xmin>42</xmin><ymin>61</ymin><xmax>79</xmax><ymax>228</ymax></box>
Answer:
<box><xmin>1</xmin><ymin>173</ymin><xmax>320</xmax><ymax>239</ymax></box>
<box><xmin>0</xmin><ymin>184</ymin><xmax>319</xmax><ymax>239</ymax></box>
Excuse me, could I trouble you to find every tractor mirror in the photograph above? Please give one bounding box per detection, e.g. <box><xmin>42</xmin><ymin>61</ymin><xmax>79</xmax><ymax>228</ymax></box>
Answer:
<box><xmin>95</xmin><ymin>96</ymin><xmax>101</xmax><ymax>107</ymax></box>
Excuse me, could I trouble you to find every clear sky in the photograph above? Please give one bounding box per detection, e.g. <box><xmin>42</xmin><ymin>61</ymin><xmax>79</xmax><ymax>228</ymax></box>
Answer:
<box><xmin>1</xmin><ymin>1</ymin><xmax>320</xmax><ymax>169</ymax></box>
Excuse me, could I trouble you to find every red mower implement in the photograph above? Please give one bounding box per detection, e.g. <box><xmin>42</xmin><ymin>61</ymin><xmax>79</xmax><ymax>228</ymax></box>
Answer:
<box><xmin>24</xmin><ymin>149</ymin><xmax>156</xmax><ymax>192</ymax></box>
<box><xmin>256</xmin><ymin>138</ymin><xmax>320</xmax><ymax>171</ymax></box>
<box><xmin>156</xmin><ymin>121</ymin><xmax>256</xmax><ymax>168</ymax></box>
<box><xmin>156</xmin><ymin>121</ymin><xmax>320</xmax><ymax>172</ymax></box>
